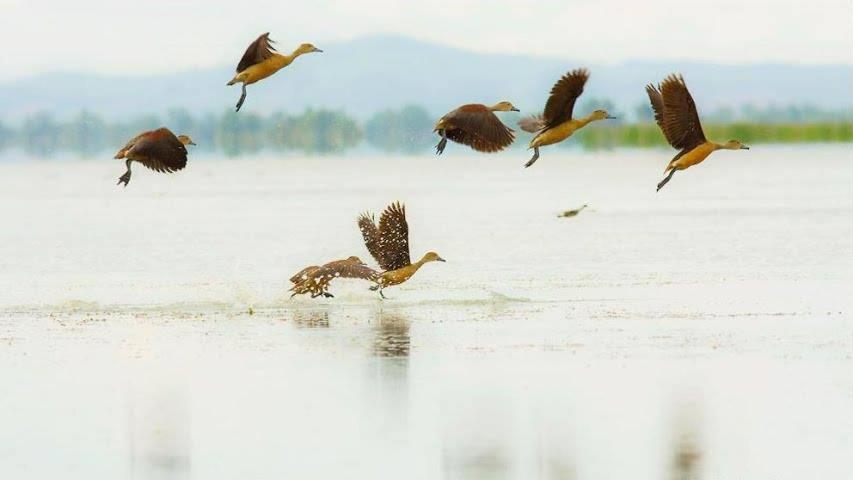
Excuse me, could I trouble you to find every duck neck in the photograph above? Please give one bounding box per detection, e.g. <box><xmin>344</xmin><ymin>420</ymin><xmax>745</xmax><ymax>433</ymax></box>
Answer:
<box><xmin>576</xmin><ymin>113</ymin><xmax>599</xmax><ymax>128</ymax></box>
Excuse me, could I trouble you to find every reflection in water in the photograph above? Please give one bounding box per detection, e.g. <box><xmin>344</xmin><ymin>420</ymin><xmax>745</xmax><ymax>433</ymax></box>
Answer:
<box><xmin>127</xmin><ymin>374</ymin><xmax>191</xmax><ymax>480</ymax></box>
<box><xmin>291</xmin><ymin>309</ymin><xmax>330</xmax><ymax>329</ymax></box>
<box><xmin>372</xmin><ymin>312</ymin><xmax>410</xmax><ymax>358</ymax></box>
<box><xmin>669</xmin><ymin>402</ymin><xmax>704</xmax><ymax>480</ymax></box>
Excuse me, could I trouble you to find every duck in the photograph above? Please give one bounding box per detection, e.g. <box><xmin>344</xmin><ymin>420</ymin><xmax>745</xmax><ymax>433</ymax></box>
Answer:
<box><xmin>289</xmin><ymin>256</ymin><xmax>378</xmax><ymax>298</ymax></box>
<box><xmin>518</xmin><ymin>69</ymin><xmax>616</xmax><ymax>167</ymax></box>
<box><xmin>113</xmin><ymin>127</ymin><xmax>195</xmax><ymax>187</ymax></box>
<box><xmin>434</xmin><ymin>101</ymin><xmax>519</xmax><ymax>154</ymax></box>
<box><xmin>558</xmin><ymin>204</ymin><xmax>588</xmax><ymax>218</ymax></box>
<box><xmin>358</xmin><ymin>202</ymin><xmax>445</xmax><ymax>298</ymax></box>
<box><xmin>646</xmin><ymin>74</ymin><xmax>749</xmax><ymax>191</ymax></box>
<box><xmin>226</xmin><ymin>33</ymin><xmax>322</xmax><ymax>112</ymax></box>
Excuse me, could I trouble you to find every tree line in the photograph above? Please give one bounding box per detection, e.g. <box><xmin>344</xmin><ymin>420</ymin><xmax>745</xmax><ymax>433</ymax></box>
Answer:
<box><xmin>0</xmin><ymin>104</ymin><xmax>850</xmax><ymax>158</ymax></box>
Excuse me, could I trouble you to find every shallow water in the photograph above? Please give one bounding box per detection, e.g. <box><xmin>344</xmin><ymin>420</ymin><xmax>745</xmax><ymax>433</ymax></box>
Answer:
<box><xmin>0</xmin><ymin>146</ymin><xmax>852</xmax><ymax>478</ymax></box>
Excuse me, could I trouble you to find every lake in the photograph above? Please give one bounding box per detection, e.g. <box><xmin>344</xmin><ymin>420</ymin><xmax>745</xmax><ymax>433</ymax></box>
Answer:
<box><xmin>0</xmin><ymin>146</ymin><xmax>851</xmax><ymax>479</ymax></box>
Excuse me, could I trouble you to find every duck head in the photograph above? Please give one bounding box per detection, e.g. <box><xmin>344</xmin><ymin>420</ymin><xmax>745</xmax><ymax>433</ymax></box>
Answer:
<box><xmin>490</xmin><ymin>101</ymin><xmax>520</xmax><ymax>112</ymax></box>
<box><xmin>295</xmin><ymin>43</ymin><xmax>323</xmax><ymax>55</ymax></box>
<box><xmin>345</xmin><ymin>256</ymin><xmax>366</xmax><ymax>265</ymax></box>
<box><xmin>177</xmin><ymin>135</ymin><xmax>197</xmax><ymax>146</ymax></box>
<box><xmin>421</xmin><ymin>251</ymin><xmax>446</xmax><ymax>263</ymax></box>
<box><xmin>592</xmin><ymin>109</ymin><xmax>617</xmax><ymax>121</ymax></box>
<box><xmin>723</xmin><ymin>139</ymin><xmax>750</xmax><ymax>150</ymax></box>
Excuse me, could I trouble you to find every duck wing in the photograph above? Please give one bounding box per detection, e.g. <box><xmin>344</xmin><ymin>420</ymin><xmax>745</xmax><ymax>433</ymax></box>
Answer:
<box><xmin>518</xmin><ymin>114</ymin><xmax>546</xmax><ymax>133</ymax></box>
<box><xmin>658</xmin><ymin>74</ymin><xmax>707</xmax><ymax>150</ymax></box>
<box><xmin>645</xmin><ymin>83</ymin><xmax>666</xmax><ymax>134</ymax></box>
<box><xmin>314</xmin><ymin>259</ymin><xmax>380</xmax><ymax>282</ymax></box>
<box><xmin>290</xmin><ymin>265</ymin><xmax>320</xmax><ymax>284</ymax></box>
<box><xmin>127</xmin><ymin>127</ymin><xmax>188</xmax><ymax>173</ymax></box>
<box><xmin>542</xmin><ymin>69</ymin><xmax>589</xmax><ymax>129</ymax></box>
<box><xmin>443</xmin><ymin>104</ymin><xmax>515</xmax><ymax>153</ymax></box>
<box><xmin>114</xmin><ymin>131</ymin><xmax>148</xmax><ymax>159</ymax></box>
<box><xmin>358</xmin><ymin>212</ymin><xmax>385</xmax><ymax>267</ymax></box>
<box><xmin>236</xmin><ymin>32</ymin><xmax>278</xmax><ymax>73</ymax></box>
<box><xmin>376</xmin><ymin>202</ymin><xmax>411</xmax><ymax>271</ymax></box>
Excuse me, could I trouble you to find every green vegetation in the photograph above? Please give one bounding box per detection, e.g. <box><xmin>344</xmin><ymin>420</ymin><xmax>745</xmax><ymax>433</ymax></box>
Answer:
<box><xmin>571</xmin><ymin>122</ymin><xmax>853</xmax><ymax>150</ymax></box>
<box><xmin>0</xmin><ymin>107</ymin><xmax>849</xmax><ymax>158</ymax></box>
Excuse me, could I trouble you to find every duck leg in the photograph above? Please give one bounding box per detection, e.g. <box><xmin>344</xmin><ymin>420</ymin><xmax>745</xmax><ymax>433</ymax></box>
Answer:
<box><xmin>657</xmin><ymin>169</ymin><xmax>676</xmax><ymax>192</ymax></box>
<box><xmin>235</xmin><ymin>84</ymin><xmax>247</xmax><ymax>112</ymax></box>
<box><xmin>117</xmin><ymin>159</ymin><xmax>132</xmax><ymax>187</ymax></box>
<box><xmin>435</xmin><ymin>130</ymin><xmax>448</xmax><ymax>155</ymax></box>
<box><xmin>524</xmin><ymin>146</ymin><xmax>540</xmax><ymax>168</ymax></box>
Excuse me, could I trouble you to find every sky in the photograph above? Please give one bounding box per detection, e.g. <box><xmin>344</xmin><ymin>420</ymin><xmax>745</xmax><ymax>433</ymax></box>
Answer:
<box><xmin>0</xmin><ymin>0</ymin><xmax>851</xmax><ymax>81</ymax></box>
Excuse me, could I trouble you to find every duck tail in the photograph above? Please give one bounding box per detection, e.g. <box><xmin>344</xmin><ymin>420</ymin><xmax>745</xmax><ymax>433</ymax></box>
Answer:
<box><xmin>368</xmin><ymin>284</ymin><xmax>380</xmax><ymax>291</ymax></box>
<box><xmin>226</xmin><ymin>75</ymin><xmax>239</xmax><ymax>86</ymax></box>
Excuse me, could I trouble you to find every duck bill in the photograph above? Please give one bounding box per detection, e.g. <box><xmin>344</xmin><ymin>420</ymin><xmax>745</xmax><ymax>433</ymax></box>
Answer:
<box><xmin>188</xmin><ymin>141</ymin><xmax>197</xmax><ymax>146</ymax></box>
<box><xmin>313</xmin><ymin>48</ymin><xmax>324</xmax><ymax>53</ymax></box>
<box><xmin>606</xmin><ymin>116</ymin><xmax>618</xmax><ymax>120</ymax></box>
<box><xmin>511</xmin><ymin>107</ymin><xmax>520</xmax><ymax>112</ymax></box>
<box><xmin>740</xmin><ymin>145</ymin><xmax>750</xmax><ymax>150</ymax></box>
<box><xmin>437</xmin><ymin>257</ymin><xmax>446</xmax><ymax>262</ymax></box>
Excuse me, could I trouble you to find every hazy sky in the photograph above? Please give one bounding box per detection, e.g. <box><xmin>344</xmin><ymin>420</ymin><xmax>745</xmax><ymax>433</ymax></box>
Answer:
<box><xmin>0</xmin><ymin>0</ymin><xmax>851</xmax><ymax>81</ymax></box>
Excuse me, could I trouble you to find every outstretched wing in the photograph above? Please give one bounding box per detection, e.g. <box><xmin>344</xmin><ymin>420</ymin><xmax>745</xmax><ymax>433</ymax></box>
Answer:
<box><xmin>236</xmin><ymin>32</ymin><xmax>277</xmax><ymax>73</ymax></box>
<box><xmin>645</xmin><ymin>83</ymin><xmax>666</xmax><ymax>133</ymax></box>
<box><xmin>376</xmin><ymin>202</ymin><xmax>410</xmax><ymax>271</ymax></box>
<box><xmin>314</xmin><ymin>260</ymin><xmax>379</xmax><ymax>282</ymax></box>
<box><xmin>443</xmin><ymin>105</ymin><xmax>515</xmax><ymax>153</ymax></box>
<box><xmin>517</xmin><ymin>114</ymin><xmax>546</xmax><ymax>133</ymax></box>
<box><xmin>127</xmin><ymin>127</ymin><xmax>188</xmax><ymax>173</ymax></box>
<box><xmin>658</xmin><ymin>74</ymin><xmax>707</xmax><ymax>150</ymax></box>
<box><xmin>542</xmin><ymin>69</ymin><xmax>589</xmax><ymax>128</ymax></box>
<box><xmin>290</xmin><ymin>265</ymin><xmax>319</xmax><ymax>284</ymax></box>
<box><xmin>358</xmin><ymin>213</ymin><xmax>384</xmax><ymax>266</ymax></box>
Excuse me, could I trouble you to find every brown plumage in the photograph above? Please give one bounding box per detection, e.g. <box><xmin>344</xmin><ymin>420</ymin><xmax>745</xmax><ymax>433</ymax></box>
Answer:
<box><xmin>236</xmin><ymin>33</ymin><xmax>277</xmax><ymax>73</ymax></box>
<box><xmin>646</xmin><ymin>74</ymin><xmax>749</xmax><ymax>191</ymax></box>
<box><xmin>289</xmin><ymin>256</ymin><xmax>379</xmax><ymax>298</ymax></box>
<box><xmin>227</xmin><ymin>33</ymin><xmax>322</xmax><ymax>112</ymax></box>
<box><xmin>358</xmin><ymin>202</ymin><xmax>445</xmax><ymax>298</ymax></box>
<box><xmin>646</xmin><ymin>75</ymin><xmax>707</xmax><ymax>151</ymax></box>
<box><xmin>114</xmin><ymin>127</ymin><xmax>195</xmax><ymax>187</ymax></box>
<box><xmin>434</xmin><ymin>101</ymin><xmax>519</xmax><ymax>154</ymax></box>
<box><xmin>519</xmin><ymin>69</ymin><xmax>614</xmax><ymax>167</ymax></box>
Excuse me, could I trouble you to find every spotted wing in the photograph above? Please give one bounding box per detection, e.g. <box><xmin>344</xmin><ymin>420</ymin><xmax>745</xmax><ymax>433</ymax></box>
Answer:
<box><xmin>236</xmin><ymin>32</ymin><xmax>277</xmax><ymax>73</ymax></box>
<box><xmin>358</xmin><ymin>213</ymin><xmax>384</xmax><ymax>267</ymax></box>
<box><xmin>127</xmin><ymin>127</ymin><xmax>188</xmax><ymax>173</ymax></box>
<box><xmin>443</xmin><ymin>105</ymin><xmax>515</xmax><ymax>153</ymax></box>
<box><xmin>542</xmin><ymin>69</ymin><xmax>589</xmax><ymax>128</ymax></box>
<box><xmin>312</xmin><ymin>260</ymin><xmax>379</xmax><ymax>282</ymax></box>
<box><xmin>290</xmin><ymin>265</ymin><xmax>319</xmax><ymax>284</ymax></box>
<box><xmin>658</xmin><ymin>74</ymin><xmax>707</xmax><ymax>150</ymax></box>
<box><xmin>376</xmin><ymin>202</ymin><xmax>410</xmax><ymax>271</ymax></box>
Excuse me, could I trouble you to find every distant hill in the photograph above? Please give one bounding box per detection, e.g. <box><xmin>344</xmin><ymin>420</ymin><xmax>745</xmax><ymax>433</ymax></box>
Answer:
<box><xmin>1</xmin><ymin>35</ymin><xmax>851</xmax><ymax>121</ymax></box>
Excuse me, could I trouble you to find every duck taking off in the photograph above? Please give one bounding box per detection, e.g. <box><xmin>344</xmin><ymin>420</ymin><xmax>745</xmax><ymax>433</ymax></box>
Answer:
<box><xmin>289</xmin><ymin>256</ymin><xmax>378</xmax><ymax>298</ymax></box>
<box><xmin>114</xmin><ymin>128</ymin><xmax>195</xmax><ymax>187</ymax></box>
<box><xmin>358</xmin><ymin>202</ymin><xmax>445</xmax><ymax>299</ymax></box>
<box><xmin>434</xmin><ymin>102</ymin><xmax>519</xmax><ymax>154</ymax></box>
<box><xmin>519</xmin><ymin>69</ymin><xmax>616</xmax><ymax>167</ymax></box>
<box><xmin>226</xmin><ymin>33</ymin><xmax>322</xmax><ymax>112</ymax></box>
<box><xmin>646</xmin><ymin>74</ymin><xmax>749</xmax><ymax>192</ymax></box>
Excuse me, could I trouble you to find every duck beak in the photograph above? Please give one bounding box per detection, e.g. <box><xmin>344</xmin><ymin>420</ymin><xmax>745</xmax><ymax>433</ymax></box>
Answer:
<box><xmin>511</xmin><ymin>107</ymin><xmax>520</xmax><ymax>112</ymax></box>
<box><xmin>188</xmin><ymin>141</ymin><xmax>197</xmax><ymax>146</ymax></box>
<box><xmin>313</xmin><ymin>48</ymin><xmax>324</xmax><ymax>53</ymax></box>
<box><xmin>606</xmin><ymin>115</ymin><xmax>617</xmax><ymax>119</ymax></box>
<box><xmin>437</xmin><ymin>257</ymin><xmax>446</xmax><ymax>262</ymax></box>
<box><xmin>740</xmin><ymin>145</ymin><xmax>750</xmax><ymax>150</ymax></box>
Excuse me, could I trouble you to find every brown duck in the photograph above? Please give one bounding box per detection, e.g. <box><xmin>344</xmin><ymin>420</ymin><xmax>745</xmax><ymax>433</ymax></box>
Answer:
<box><xmin>434</xmin><ymin>101</ymin><xmax>519</xmax><ymax>154</ymax></box>
<box><xmin>114</xmin><ymin>127</ymin><xmax>195</xmax><ymax>187</ymax></box>
<box><xmin>646</xmin><ymin>74</ymin><xmax>749</xmax><ymax>191</ymax></box>
<box><xmin>226</xmin><ymin>33</ymin><xmax>322</xmax><ymax>112</ymax></box>
<box><xmin>518</xmin><ymin>69</ymin><xmax>615</xmax><ymax>167</ymax></box>
<box><xmin>358</xmin><ymin>202</ymin><xmax>445</xmax><ymax>298</ymax></box>
<box><xmin>289</xmin><ymin>256</ymin><xmax>378</xmax><ymax>298</ymax></box>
